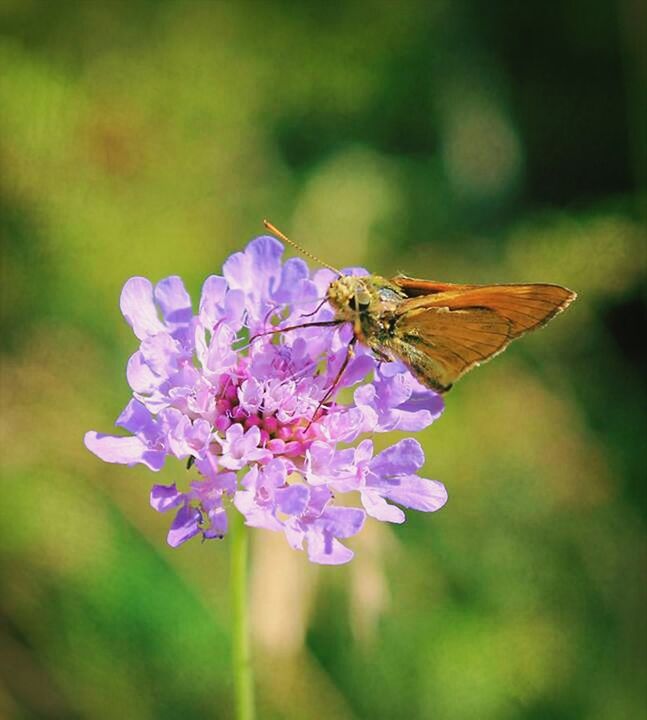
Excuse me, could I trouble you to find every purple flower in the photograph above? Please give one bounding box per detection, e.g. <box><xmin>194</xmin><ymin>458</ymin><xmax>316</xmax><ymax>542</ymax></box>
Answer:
<box><xmin>85</xmin><ymin>235</ymin><xmax>447</xmax><ymax>564</ymax></box>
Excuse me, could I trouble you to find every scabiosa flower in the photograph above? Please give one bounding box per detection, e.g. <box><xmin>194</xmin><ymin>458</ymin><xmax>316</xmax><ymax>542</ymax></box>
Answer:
<box><xmin>85</xmin><ymin>235</ymin><xmax>447</xmax><ymax>564</ymax></box>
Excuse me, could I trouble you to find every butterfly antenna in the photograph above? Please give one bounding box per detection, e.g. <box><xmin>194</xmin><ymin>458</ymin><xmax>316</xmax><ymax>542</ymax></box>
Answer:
<box><xmin>263</xmin><ymin>220</ymin><xmax>342</xmax><ymax>276</ymax></box>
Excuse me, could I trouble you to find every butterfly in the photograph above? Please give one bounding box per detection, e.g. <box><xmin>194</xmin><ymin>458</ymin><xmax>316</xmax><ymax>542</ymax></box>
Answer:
<box><xmin>263</xmin><ymin>221</ymin><xmax>576</xmax><ymax>394</ymax></box>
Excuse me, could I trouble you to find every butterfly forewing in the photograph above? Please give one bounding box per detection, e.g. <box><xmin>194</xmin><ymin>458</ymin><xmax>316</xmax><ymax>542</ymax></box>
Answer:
<box><xmin>392</xmin><ymin>277</ymin><xmax>576</xmax><ymax>335</ymax></box>
<box><xmin>387</xmin><ymin>277</ymin><xmax>576</xmax><ymax>390</ymax></box>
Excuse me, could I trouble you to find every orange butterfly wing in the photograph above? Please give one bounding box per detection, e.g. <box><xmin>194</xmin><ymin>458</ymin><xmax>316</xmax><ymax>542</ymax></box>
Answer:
<box><xmin>384</xmin><ymin>276</ymin><xmax>576</xmax><ymax>391</ymax></box>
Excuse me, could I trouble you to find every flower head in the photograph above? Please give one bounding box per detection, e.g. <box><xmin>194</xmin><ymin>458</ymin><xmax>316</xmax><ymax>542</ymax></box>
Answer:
<box><xmin>85</xmin><ymin>235</ymin><xmax>447</xmax><ymax>564</ymax></box>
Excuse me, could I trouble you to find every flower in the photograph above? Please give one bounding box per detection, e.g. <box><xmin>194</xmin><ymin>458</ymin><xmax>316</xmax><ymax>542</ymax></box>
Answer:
<box><xmin>84</xmin><ymin>235</ymin><xmax>447</xmax><ymax>564</ymax></box>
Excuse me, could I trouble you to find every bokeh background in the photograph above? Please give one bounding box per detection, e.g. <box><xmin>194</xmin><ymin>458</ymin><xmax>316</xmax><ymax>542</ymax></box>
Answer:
<box><xmin>1</xmin><ymin>1</ymin><xmax>645</xmax><ymax>718</ymax></box>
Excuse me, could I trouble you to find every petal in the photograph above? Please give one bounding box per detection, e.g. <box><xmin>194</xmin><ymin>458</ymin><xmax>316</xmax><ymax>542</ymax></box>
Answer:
<box><xmin>158</xmin><ymin>406</ymin><xmax>183</xmax><ymax>433</ymax></box>
<box><xmin>283</xmin><ymin>521</ymin><xmax>305</xmax><ymax>551</ymax></box>
<box><xmin>203</xmin><ymin>506</ymin><xmax>228</xmax><ymax>539</ymax></box>
<box><xmin>374</xmin><ymin>368</ymin><xmax>413</xmax><ymax>408</ymax></box>
<box><xmin>282</xmin><ymin>279</ymin><xmax>321</xmax><ymax>320</ymax></box>
<box><xmin>275</xmin><ymin>485</ymin><xmax>309</xmax><ymax>516</ymax></box>
<box><xmin>234</xmin><ymin>492</ymin><xmax>283</xmax><ymax>532</ymax></box>
<box><xmin>223</xmin><ymin>235</ymin><xmax>284</xmax><ymax>312</ymax></box>
<box><xmin>353</xmin><ymin>383</ymin><xmax>376</xmax><ymax>408</ymax></box>
<box><xmin>369</xmin><ymin>438</ymin><xmax>424</xmax><ymax>478</ymax></box>
<box><xmin>319</xmin><ymin>506</ymin><xmax>366</xmax><ymax>538</ymax></box>
<box><xmin>379</xmin><ymin>361</ymin><xmax>408</xmax><ymax>378</ymax></box>
<box><xmin>223</xmin><ymin>289</ymin><xmax>246</xmax><ymax>328</ymax></box>
<box><xmin>384</xmin><ymin>406</ymin><xmax>442</xmax><ymax>433</ymax></box>
<box><xmin>191</xmin><ymin>470</ymin><xmax>237</xmax><ymax>496</ymax></box>
<box><xmin>120</xmin><ymin>277</ymin><xmax>165</xmax><ymax>340</ymax></box>
<box><xmin>338</xmin><ymin>354</ymin><xmax>375</xmax><ymax>388</ymax></box>
<box><xmin>218</xmin><ymin>455</ymin><xmax>245</xmax><ymax>471</ymax></box>
<box><xmin>312</xmin><ymin>268</ymin><xmax>337</xmax><ymax>295</ymax></box>
<box><xmin>185</xmin><ymin>419</ymin><xmax>212</xmax><ymax>454</ymax></box>
<box><xmin>150</xmin><ymin>483</ymin><xmax>184</xmax><ymax>512</ymax></box>
<box><xmin>199</xmin><ymin>275</ymin><xmax>227</xmax><ymax>328</ymax></box>
<box><xmin>239</xmin><ymin>425</ymin><xmax>262</xmax><ymax>454</ymax></box>
<box><xmin>309</xmin><ymin>485</ymin><xmax>333</xmax><ymax>515</ymax></box>
<box><xmin>84</xmin><ymin>431</ymin><xmax>165</xmax><ymax>471</ymax></box>
<box><xmin>354</xmin><ymin>438</ymin><xmax>374</xmax><ymax>465</ymax></box>
<box><xmin>133</xmin><ymin>391</ymin><xmax>169</xmax><ymax>415</ymax></box>
<box><xmin>166</xmin><ymin>416</ymin><xmax>211</xmax><ymax>460</ymax></box>
<box><xmin>126</xmin><ymin>351</ymin><xmax>158</xmax><ymax>393</ymax></box>
<box><xmin>224</xmin><ymin>423</ymin><xmax>244</xmax><ymax>443</ymax></box>
<box><xmin>381</xmin><ymin>476</ymin><xmax>448</xmax><ymax>513</ymax></box>
<box><xmin>167</xmin><ymin>365</ymin><xmax>201</xmax><ymax>394</ymax></box>
<box><xmin>154</xmin><ymin>276</ymin><xmax>193</xmax><ymax>326</ymax></box>
<box><xmin>222</xmin><ymin>251</ymin><xmax>251</xmax><ymax>292</ymax></box>
<box><xmin>398</xmin><ymin>387</ymin><xmax>444</xmax><ymax>419</ymax></box>
<box><xmin>306</xmin><ymin>533</ymin><xmax>354</xmax><ymax>565</ymax></box>
<box><xmin>166</xmin><ymin>415</ymin><xmax>192</xmax><ymax>458</ymax></box>
<box><xmin>116</xmin><ymin>398</ymin><xmax>156</xmax><ymax>436</ymax></box>
<box><xmin>240</xmin><ymin>465</ymin><xmax>259</xmax><ymax>490</ymax></box>
<box><xmin>198</xmin><ymin>323</ymin><xmax>237</xmax><ymax>376</ymax></box>
<box><xmin>341</xmin><ymin>266</ymin><xmax>370</xmax><ymax>277</ymax></box>
<box><xmin>273</xmin><ymin>257</ymin><xmax>309</xmax><ymax>302</ymax></box>
<box><xmin>361</xmin><ymin>491</ymin><xmax>405</xmax><ymax>524</ymax></box>
<box><xmin>261</xmin><ymin>458</ymin><xmax>289</xmax><ymax>488</ymax></box>
<box><xmin>139</xmin><ymin>333</ymin><xmax>180</xmax><ymax>376</ymax></box>
<box><xmin>192</xmin><ymin>454</ymin><xmax>220</xmax><ymax>482</ymax></box>
<box><xmin>245</xmin><ymin>235</ymin><xmax>285</xmax><ymax>286</ymax></box>
<box><xmin>322</xmin><ymin>406</ymin><xmax>367</xmax><ymax>443</ymax></box>
<box><xmin>391</xmin><ymin>384</ymin><xmax>444</xmax><ymax>431</ymax></box>
<box><xmin>356</xmin><ymin>366</ymin><xmax>444</xmax><ymax>432</ymax></box>
<box><xmin>167</xmin><ymin>504</ymin><xmax>201</xmax><ymax>547</ymax></box>
<box><xmin>238</xmin><ymin>379</ymin><xmax>263</xmax><ymax>413</ymax></box>
<box><xmin>305</xmin><ymin>442</ymin><xmax>354</xmax><ymax>484</ymax></box>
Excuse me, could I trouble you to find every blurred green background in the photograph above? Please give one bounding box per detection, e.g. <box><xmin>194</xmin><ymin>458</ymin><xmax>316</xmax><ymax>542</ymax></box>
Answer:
<box><xmin>1</xmin><ymin>1</ymin><xmax>645</xmax><ymax>718</ymax></box>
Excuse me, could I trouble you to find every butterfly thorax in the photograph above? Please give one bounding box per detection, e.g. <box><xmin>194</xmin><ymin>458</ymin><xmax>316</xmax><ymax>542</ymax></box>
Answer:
<box><xmin>326</xmin><ymin>275</ymin><xmax>407</xmax><ymax>345</ymax></box>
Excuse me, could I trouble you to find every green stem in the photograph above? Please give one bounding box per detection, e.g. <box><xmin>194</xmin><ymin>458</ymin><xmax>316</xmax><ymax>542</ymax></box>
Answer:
<box><xmin>230</xmin><ymin>510</ymin><xmax>255</xmax><ymax>720</ymax></box>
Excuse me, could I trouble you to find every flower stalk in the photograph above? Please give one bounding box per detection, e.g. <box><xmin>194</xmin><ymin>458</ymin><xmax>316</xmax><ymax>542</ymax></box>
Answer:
<box><xmin>230</xmin><ymin>510</ymin><xmax>254</xmax><ymax>720</ymax></box>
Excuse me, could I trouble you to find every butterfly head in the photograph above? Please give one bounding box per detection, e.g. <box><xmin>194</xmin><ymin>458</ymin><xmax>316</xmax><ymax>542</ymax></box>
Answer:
<box><xmin>326</xmin><ymin>275</ymin><xmax>376</xmax><ymax>322</ymax></box>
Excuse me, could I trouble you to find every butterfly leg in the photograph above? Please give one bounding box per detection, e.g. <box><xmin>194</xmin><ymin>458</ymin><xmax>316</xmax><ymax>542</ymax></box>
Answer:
<box><xmin>368</xmin><ymin>344</ymin><xmax>391</xmax><ymax>363</ymax></box>
<box><xmin>298</xmin><ymin>297</ymin><xmax>328</xmax><ymax>318</ymax></box>
<box><xmin>249</xmin><ymin>320</ymin><xmax>342</xmax><ymax>344</ymax></box>
<box><xmin>305</xmin><ymin>337</ymin><xmax>357</xmax><ymax>430</ymax></box>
